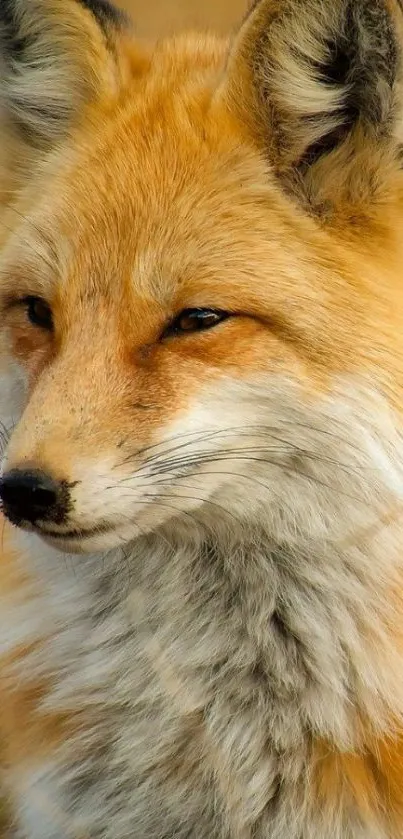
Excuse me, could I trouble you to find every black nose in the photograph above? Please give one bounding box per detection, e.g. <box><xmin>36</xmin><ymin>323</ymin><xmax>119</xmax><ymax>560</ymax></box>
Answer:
<box><xmin>0</xmin><ymin>469</ymin><xmax>68</xmax><ymax>525</ymax></box>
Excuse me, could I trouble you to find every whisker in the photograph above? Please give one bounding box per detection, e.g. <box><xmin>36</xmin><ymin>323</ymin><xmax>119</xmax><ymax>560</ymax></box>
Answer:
<box><xmin>117</xmin><ymin>427</ymin><xmax>244</xmax><ymax>469</ymax></box>
<box><xmin>116</xmin><ymin>443</ymin><xmax>369</xmax><ymax>493</ymax></box>
<box><xmin>0</xmin><ymin>420</ymin><xmax>14</xmax><ymax>461</ymax></box>
<box><xmin>116</xmin><ymin>421</ymin><xmax>367</xmax><ymax>472</ymax></box>
<box><xmin>110</xmin><ymin>488</ymin><xmax>241</xmax><ymax>526</ymax></box>
<box><xmin>152</xmin><ymin>472</ymin><xmax>284</xmax><ymax>497</ymax></box>
<box><xmin>149</xmin><ymin>446</ymin><xmax>367</xmax><ymax>478</ymax></box>
<box><xmin>115</xmin><ymin>445</ymin><xmax>292</xmax><ymax>484</ymax></box>
<box><xmin>145</xmin><ymin>454</ymin><xmax>366</xmax><ymax>502</ymax></box>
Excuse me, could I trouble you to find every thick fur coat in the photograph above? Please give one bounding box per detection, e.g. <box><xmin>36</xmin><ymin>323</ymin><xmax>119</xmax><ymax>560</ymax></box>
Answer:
<box><xmin>1</xmin><ymin>0</ymin><xmax>403</xmax><ymax>836</ymax></box>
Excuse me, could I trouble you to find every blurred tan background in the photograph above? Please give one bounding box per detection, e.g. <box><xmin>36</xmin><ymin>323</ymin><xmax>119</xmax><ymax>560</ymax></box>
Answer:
<box><xmin>116</xmin><ymin>0</ymin><xmax>247</xmax><ymax>39</ymax></box>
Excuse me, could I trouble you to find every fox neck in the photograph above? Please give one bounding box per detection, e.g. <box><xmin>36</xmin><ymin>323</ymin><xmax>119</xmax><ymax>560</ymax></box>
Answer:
<box><xmin>12</xmin><ymin>515</ymin><xmax>402</xmax><ymax>755</ymax></box>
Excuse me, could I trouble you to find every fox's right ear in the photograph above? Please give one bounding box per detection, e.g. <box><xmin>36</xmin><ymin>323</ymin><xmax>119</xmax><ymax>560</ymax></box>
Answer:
<box><xmin>0</xmin><ymin>0</ymin><xmax>129</xmax><ymax>150</ymax></box>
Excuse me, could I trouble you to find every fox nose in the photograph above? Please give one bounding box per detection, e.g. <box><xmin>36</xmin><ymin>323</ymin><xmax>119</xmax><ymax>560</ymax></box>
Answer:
<box><xmin>0</xmin><ymin>468</ymin><xmax>69</xmax><ymax>525</ymax></box>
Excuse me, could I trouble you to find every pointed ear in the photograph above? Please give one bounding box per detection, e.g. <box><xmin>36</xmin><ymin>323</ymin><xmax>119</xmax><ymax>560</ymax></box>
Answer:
<box><xmin>0</xmin><ymin>0</ymin><xmax>129</xmax><ymax>149</ymax></box>
<box><xmin>223</xmin><ymin>0</ymin><xmax>403</xmax><ymax>218</ymax></box>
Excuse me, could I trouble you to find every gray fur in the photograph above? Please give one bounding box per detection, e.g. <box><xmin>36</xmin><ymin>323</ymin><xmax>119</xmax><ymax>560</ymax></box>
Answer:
<box><xmin>2</xmin><ymin>377</ymin><xmax>403</xmax><ymax>839</ymax></box>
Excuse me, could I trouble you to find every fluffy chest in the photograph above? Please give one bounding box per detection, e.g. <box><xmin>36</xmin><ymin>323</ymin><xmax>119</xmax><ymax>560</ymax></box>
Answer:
<box><xmin>2</xmin><ymin>528</ymin><xmax>403</xmax><ymax>838</ymax></box>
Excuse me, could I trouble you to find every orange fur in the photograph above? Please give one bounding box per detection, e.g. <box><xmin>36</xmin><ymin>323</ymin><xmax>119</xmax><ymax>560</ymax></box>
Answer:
<box><xmin>1</xmin><ymin>1</ymin><xmax>403</xmax><ymax>837</ymax></box>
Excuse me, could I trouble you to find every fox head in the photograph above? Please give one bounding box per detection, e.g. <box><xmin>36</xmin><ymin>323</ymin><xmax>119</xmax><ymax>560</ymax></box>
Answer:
<box><xmin>0</xmin><ymin>0</ymin><xmax>403</xmax><ymax>555</ymax></box>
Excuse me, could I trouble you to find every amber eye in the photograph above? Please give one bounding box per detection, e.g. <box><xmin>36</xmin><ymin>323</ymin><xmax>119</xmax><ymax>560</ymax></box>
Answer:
<box><xmin>23</xmin><ymin>296</ymin><xmax>53</xmax><ymax>331</ymax></box>
<box><xmin>166</xmin><ymin>308</ymin><xmax>230</xmax><ymax>337</ymax></box>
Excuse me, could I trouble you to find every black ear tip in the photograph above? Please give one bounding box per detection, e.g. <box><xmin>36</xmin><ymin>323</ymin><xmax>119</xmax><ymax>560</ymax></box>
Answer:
<box><xmin>0</xmin><ymin>0</ymin><xmax>27</xmax><ymax>63</ymax></box>
<box><xmin>347</xmin><ymin>1</ymin><xmax>398</xmax><ymax>124</ymax></box>
<box><xmin>77</xmin><ymin>0</ymin><xmax>129</xmax><ymax>29</ymax></box>
<box><xmin>0</xmin><ymin>0</ymin><xmax>129</xmax><ymax>33</ymax></box>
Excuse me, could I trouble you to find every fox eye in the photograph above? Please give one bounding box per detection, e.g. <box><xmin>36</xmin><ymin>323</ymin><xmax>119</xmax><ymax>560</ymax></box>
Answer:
<box><xmin>23</xmin><ymin>296</ymin><xmax>53</xmax><ymax>331</ymax></box>
<box><xmin>166</xmin><ymin>308</ymin><xmax>230</xmax><ymax>337</ymax></box>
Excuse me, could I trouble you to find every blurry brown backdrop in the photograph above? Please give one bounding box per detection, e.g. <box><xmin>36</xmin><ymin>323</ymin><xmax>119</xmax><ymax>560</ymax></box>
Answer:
<box><xmin>116</xmin><ymin>0</ymin><xmax>247</xmax><ymax>39</ymax></box>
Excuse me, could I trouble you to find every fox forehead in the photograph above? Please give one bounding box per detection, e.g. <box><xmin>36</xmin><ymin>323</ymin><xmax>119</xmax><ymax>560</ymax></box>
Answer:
<box><xmin>6</xmin><ymin>87</ymin><xmax>342</xmax><ymax>324</ymax></box>
<box><xmin>4</xmin><ymin>103</ymin><xmax>282</xmax><ymax>307</ymax></box>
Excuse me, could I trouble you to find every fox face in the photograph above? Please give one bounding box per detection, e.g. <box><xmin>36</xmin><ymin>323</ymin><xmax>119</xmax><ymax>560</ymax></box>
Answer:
<box><xmin>0</xmin><ymin>0</ymin><xmax>403</xmax><ymax>558</ymax></box>
<box><xmin>4</xmin><ymin>5</ymin><xmax>403</xmax><ymax>839</ymax></box>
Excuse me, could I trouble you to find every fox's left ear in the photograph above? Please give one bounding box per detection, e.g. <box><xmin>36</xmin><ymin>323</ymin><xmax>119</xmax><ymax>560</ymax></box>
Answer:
<box><xmin>223</xmin><ymin>0</ymin><xmax>403</xmax><ymax>218</ymax></box>
<box><xmin>0</xmin><ymin>0</ymin><xmax>130</xmax><ymax>149</ymax></box>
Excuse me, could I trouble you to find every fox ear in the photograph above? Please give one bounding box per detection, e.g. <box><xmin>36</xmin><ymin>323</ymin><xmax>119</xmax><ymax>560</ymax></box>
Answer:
<box><xmin>223</xmin><ymin>0</ymin><xmax>403</xmax><ymax>218</ymax></box>
<box><xmin>0</xmin><ymin>0</ymin><xmax>129</xmax><ymax>149</ymax></box>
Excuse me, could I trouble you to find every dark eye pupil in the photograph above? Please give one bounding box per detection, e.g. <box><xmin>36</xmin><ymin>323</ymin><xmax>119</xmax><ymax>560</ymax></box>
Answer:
<box><xmin>171</xmin><ymin>308</ymin><xmax>228</xmax><ymax>336</ymax></box>
<box><xmin>26</xmin><ymin>296</ymin><xmax>53</xmax><ymax>330</ymax></box>
<box><xmin>180</xmin><ymin>311</ymin><xmax>217</xmax><ymax>331</ymax></box>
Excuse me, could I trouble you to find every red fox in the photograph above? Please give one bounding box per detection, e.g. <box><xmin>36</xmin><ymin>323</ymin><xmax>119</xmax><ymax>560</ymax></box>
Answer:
<box><xmin>1</xmin><ymin>0</ymin><xmax>403</xmax><ymax>836</ymax></box>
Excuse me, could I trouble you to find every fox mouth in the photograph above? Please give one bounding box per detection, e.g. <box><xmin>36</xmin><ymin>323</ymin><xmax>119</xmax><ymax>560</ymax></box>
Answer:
<box><xmin>1</xmin><ymin>502</ymin><xmax>116</xmax><ymax>544</ymax></box>
<box><xmin>37</xmin><ymin>524</ymin><xmax>114</xmax><ymax>541</ymax></box>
